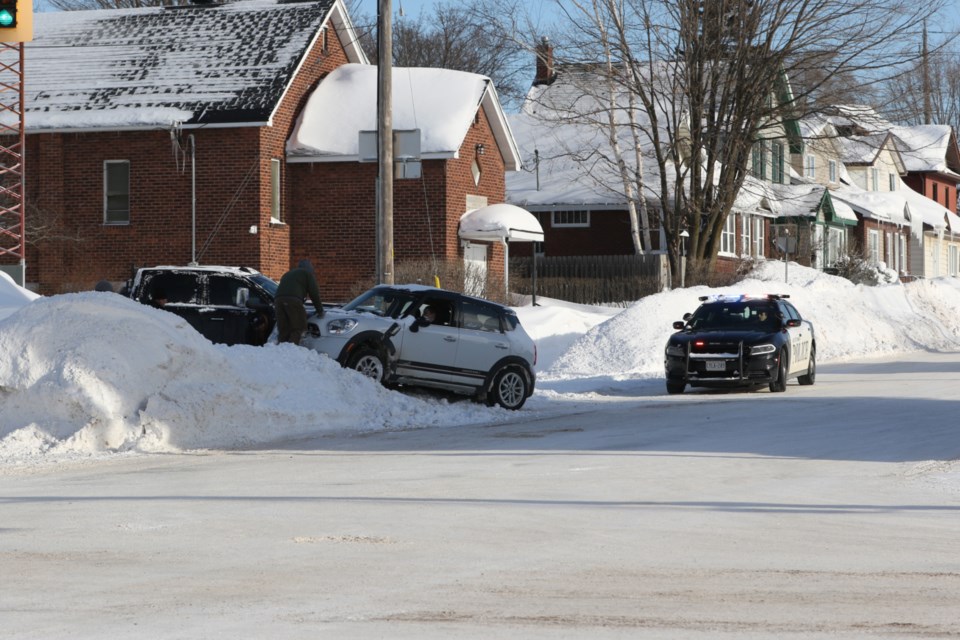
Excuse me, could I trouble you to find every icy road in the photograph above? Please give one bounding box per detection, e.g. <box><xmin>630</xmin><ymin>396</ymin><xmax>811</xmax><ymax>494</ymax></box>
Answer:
<box><xmin>3</xmin><ymin>352</ymin><xmax>960</xmax><ymax>639</ymax></box>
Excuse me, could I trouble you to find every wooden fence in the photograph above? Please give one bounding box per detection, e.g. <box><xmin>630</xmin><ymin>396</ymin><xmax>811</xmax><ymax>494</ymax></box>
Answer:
<box><xmin>509</xmin><ymin>254</ymin><xmax>671</xmax><ymax>305</ymax></box>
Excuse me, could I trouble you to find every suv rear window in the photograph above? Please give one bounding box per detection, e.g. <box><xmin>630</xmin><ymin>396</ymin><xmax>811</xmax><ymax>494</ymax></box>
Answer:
<box><xmin>141</xmin><ymin>272</ymin><xmax>201</xmax><ymax>305</ymax></box>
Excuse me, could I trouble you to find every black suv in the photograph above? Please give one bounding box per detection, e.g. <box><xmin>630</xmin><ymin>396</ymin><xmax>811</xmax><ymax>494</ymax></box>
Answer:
<box><xmin>127</xmin><ymin>265</ymin><xmax>279</xmax><ymax>346</ymax></box>
<box><xmin>664</xmin><ymin>294</ymin><xmax>816</xmax><ymax>394</ymax></box>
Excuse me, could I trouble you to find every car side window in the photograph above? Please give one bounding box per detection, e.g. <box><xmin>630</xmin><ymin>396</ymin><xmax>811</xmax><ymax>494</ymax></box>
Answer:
<box><xmin>141</xmin><ymin>272</ymin><xmax>201</xmax><ymax>305</ymax></box>
<box><xmin>460</xmin><ymin>300</ymin><xmax>501</xmax><ymax>332</ymax></box>
<box><xmin>784</xmin><ymin>302</ymin><xmax>802</xmax><ymax>321</ymax></box>
<box><xmin>208</xmin><ymin>276</ymin><xmax>246</xmax><ymax>307</ymax></box>
<box><xmin>418</xmin><ymin>298</ymin><xmax>455</xmax><ymax>326</ymax></box>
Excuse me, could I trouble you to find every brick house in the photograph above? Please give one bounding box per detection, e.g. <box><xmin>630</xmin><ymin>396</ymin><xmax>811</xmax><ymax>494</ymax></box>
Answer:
<box><xmin>285</xmin><ymin>64</ymin><xmax>523</xmax><ymax>301</ymax></box>
<box><xmin>13</xmin><ymin>0</ymin><xmax>525</xmax><ymax>299</ymax></box>
<box><xmin>14</xmin><ymin>0</ymin><xmax>366</xmax><ymax>294</ymax></box>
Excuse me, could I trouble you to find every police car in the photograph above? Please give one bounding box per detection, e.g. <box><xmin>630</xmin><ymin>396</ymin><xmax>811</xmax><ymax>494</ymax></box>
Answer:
<box><xmin>664</xmin><ymin>294</ymin><xmax>816</xmax><ymax>394</ymax></box>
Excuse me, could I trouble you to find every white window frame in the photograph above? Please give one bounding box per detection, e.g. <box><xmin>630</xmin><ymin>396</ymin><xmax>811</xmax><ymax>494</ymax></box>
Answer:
<box><xmin>868</xmin><ymin>229</ymin><xmax>879</xmax><ymax>262</ymax></box>
<box><xmin>885</xmin><ymin>231</ymin><xmax>894</xmax><ymax>268</ymax></box>
<box><xmin>828</xmin><ymin>160</ymin><xmax>837</xmax><ymax>183</ymax></box>
<box><xmin>871</xmin><ymin>167</ymin><xmax>880</xmax><ymax>192</ymax></box>
<box><xmin>720</xmin><ymin>214</ymin><xmax>737</xmax><ymax>255</ymax></box>
<box><xmin>889</xmin><ymin>173</ymin><xmax>897</xmax><ymax>191</ymax></box>
<box><xmin>771</xmin><ymin>142</ymin><xmax>785</xmax><ymax>184</ymax></box>
<box><xmin>804</xmin><ymin>154</ymin><xmax>816</xmax><ymax>179</ymax></box>
<box><xmin>949</xmin><ymin>245</ymin><xmax>959</xmax><ymax>277</ymax></box>
<box><xmin>754</xmin><ymin>218</ymin><xmax>765</xmax><ymax>257</ymax></box>
<box><xmin>899</xmin><ymin>234</ymin><xmax>907</xmax><ymax>273</ymax></box>
<box><xmin>104</xmin><ymin>160</ymin><xmax>130</xmax><ymax>225</ymax></box>
<box><xmin>270</xmin><ymin>158</ymin><xmax>282</xmax><ymax>223</ymax></box>
<box><xmin>741</xmin><ymin>215</ymin><xmax>752</xmax><ymax>257</ymax></box>
<box><xmin>552</xmin><ymin>210</ymin><xmax>590</xmax><ymax>228</ymax></box>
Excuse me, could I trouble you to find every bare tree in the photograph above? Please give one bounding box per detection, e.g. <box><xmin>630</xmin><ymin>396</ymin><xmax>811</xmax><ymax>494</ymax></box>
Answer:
<box><xmin>473</xmin><ymin>0</ymin><xmax>944</xmax><ymax>283</ymax></box>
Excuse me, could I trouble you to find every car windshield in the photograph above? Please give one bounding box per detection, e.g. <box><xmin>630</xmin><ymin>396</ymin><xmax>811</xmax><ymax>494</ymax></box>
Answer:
<box><xmin>249</xmin><ymin>274</ymin><xmax>278</xmax><ymax>297</ymax></box>
<box><xmin>341</xmin><ymin>287</ymin><xmax>417</xmax><ymax>318</ymax></box>
<box><xmin>688</xmin><ymin>302</ymin><xmax>778</xmax><ymax>331</ymax></box>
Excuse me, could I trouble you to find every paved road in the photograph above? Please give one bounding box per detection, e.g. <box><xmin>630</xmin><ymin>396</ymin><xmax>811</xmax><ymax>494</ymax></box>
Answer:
<box><xmin>3</xmin><ymin>353</ymin><xmax>960</xmax><ymax>638</ymax></box>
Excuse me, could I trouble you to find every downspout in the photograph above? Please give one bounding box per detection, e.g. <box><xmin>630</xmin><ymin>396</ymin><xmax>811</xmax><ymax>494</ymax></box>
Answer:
<box><xmin>502</xmin><ymin>239</ymin><xmax>509</xmax><ymax>300</ymax></box>
<box><xmin>189</xmin><ymin>134</ymin><xmax>197</xmax><ymax>266</ymax></box>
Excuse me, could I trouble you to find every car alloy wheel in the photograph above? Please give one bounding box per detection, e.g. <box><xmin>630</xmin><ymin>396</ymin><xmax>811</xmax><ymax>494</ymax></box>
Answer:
<box><xmin>769</xmin><ymin>350</ymin><xmax>788</xmax><ymax>393</ymax></box>
<box><xmin>490</xmin><ymin>367</ymin><xmax>529</xmax><ymax>410</ymax></box>
<box><xmin>348</xmin><ymin>347</ymin><xmax>385</xmax><ymax>384</ymax></box>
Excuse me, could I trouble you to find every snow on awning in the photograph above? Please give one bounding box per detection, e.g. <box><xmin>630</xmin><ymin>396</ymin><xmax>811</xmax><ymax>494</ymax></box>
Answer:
<box><xmin>459</xmin><ymin>203</ymin><xmax>544</xmax><ymax>243</ymax></box>
<box><xmin>829</xmin><ymin>197</ymin><xmax>857</xmax><ymax>223</ymax></box>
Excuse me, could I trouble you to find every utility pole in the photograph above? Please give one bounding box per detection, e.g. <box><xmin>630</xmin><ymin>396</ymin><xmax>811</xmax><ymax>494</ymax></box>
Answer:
<box><xmin>922</xmin><ymin>20</ymin><xmax>932</xmax><ymax>125</ymax></box>
<box><xmin>376</xmin><ymin>0</ymin><xmax>394</xmax><ymax>285</ymax></box>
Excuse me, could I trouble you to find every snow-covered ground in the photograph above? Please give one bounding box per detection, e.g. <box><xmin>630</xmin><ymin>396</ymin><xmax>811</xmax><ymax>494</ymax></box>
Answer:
<box><xmin>2</xmin><ymin>262</ymin><xmax>960</xmax><ymax>467</ymax></box>
<box><xmin>5</xmin><ymin>264</ymin><xmax>960</xmax><ymax>638</ymax></box>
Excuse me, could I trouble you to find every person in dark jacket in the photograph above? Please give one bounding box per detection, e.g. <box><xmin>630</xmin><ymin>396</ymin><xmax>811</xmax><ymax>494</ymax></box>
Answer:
<box><xmin>274</xmin><ymin>259</ymin><xmax>324</xmax><ymax>345</ymax></box>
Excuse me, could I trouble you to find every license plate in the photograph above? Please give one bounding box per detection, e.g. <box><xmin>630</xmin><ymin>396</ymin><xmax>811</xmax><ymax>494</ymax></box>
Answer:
<box><xmin>706</xmin><ymin>360</ymin><xmax>726</xmax><ymax>371</ymax></box>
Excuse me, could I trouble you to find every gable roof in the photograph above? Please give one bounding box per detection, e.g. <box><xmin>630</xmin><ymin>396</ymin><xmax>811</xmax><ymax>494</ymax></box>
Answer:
<box><xmin>287</xmin><ymin>63</ymin><xmax>522</xmax><ymax>171</ymax></box>
<box><xmin>22</xmin><ymin>0</ymin><xmax>365</xmax><ymax>132</ymax></box>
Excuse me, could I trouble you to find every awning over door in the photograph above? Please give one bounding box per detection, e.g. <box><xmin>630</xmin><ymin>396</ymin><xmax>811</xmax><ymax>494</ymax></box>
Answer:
<box><xmin>459</xmin><ymin>203</ymin><xmax>544</xmax><ymax>243</ymax></box>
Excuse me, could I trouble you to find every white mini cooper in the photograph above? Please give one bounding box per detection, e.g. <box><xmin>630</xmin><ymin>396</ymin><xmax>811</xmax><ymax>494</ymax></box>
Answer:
<box><xmin>302</xmin><ymin>285</ymin><xmax>537</xmax><ymax>410</ymax></box>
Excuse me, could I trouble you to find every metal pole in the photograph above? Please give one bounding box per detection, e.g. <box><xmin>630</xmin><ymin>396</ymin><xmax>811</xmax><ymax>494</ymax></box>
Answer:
<box><xmin>377</xmin><ymin>0</ymin><xmax>394</xmax><ymax>284</ymax></box>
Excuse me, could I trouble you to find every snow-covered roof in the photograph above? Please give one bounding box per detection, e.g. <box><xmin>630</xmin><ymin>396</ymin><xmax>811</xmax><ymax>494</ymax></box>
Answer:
<box><xmin>832</xmin><ymin>186</ymin><xmax>909</xmax><ymax>225</ymax></box>
<box><xmin>22</xmin><ymin>0</ymin><xmax>364</xmax><ymax>131</ymax></box>
<box><xmin>834</xmin><ymin>133</ymin><xmax>899</xmax><ymax>167</ymax></box>
<box><xmin>890</xmin><ymin>125</ymin><xmax>960</xmax><ymax>177</ymax></box>
<box><xmin>287</xmin><ymin>64</ymin><xmax>521</xmax><ymax>171</ymax></box>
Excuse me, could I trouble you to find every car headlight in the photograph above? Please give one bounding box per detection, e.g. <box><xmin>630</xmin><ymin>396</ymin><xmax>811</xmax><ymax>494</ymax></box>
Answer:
<box><xmin>665</xmin><ymin>344</ymin><xmax>686</xmax><ymax>357</ymax></box>
<box><xmin>749</xmin><ymin>343</ymin><xmax>776</xmax><ymax>356</ymax></box>
<box><xmin>327</xmin><ymin>318</ymin><xmax>358</xmax><ymax>335</ymax></box>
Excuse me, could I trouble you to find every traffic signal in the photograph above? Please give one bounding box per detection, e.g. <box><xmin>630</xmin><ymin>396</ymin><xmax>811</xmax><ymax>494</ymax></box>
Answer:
<box><xmin>0</xmin><ymin>0</ymin><xmax>31</xmax><ymax>42</ymax></box>
<box><xmin>0</xmin><ymin>0</ymin><xmax>15</xmax><ymax>29</ymax></box>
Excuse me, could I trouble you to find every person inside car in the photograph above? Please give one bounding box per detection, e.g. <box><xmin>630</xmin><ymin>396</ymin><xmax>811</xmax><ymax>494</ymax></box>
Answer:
<box><xmin>421</xmin><ymin>305</ymin><xmax>437</xmax><ymax>324</ymax></box>
<box><xmin>150</xmin><ymin>288</ymin><xmax>168</xmax><ymax>309</ymax></box>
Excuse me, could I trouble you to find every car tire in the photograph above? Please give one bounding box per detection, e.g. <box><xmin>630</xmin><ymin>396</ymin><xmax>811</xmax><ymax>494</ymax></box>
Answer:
<box><xmin>666</xmin><ymin>379</ymin><xmax>686</xmax><ymax>395</ymax></box>
<box><xmin>347</xmin><ymin>347</ymin><xmax>386</xmax><ymax>385</ymax></box>
<box><xmin>798</xmin><ymin>348</ymin><xmax>816</xmax><ymax>386</ymax></box>
<box><xmin>769</xmin><ymin>350</ymin><xmax>788</xmax><ymax>393</ymax></box>
<box><xmin>488</xmin><ymin>367</ymin><xmax>529</xmax><ymax>410</ymax></box>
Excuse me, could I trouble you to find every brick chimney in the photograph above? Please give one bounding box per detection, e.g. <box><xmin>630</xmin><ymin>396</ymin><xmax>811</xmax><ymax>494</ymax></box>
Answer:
<box><xmin>534</xmin><ymin>36</ymin><xmax>555</xmax><ymax>86</ymax></box>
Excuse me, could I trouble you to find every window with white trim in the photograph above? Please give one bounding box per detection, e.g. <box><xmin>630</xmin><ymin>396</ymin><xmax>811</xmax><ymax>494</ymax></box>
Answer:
<box><xmin>552</xmin><ymin>210</ymin><xmax>590</xmax><ymax>227</ymax></box>
<box><xmin>949</xmin><ymin>245</ymin><xmax>959</xmax><ymax>276</ymax></box>
<box><xmin>741</xmin><ymin>215</ymin><xmax>752</xmax><ymax>256</ymax></box>
<box><xmin>899</xmin><ymin>234</ymin><xmax>907</xmax><ymax>273</ymax></box>
<box><xmin>751</xmin><ymin>142</ymin><xmax>766</xmax><ymax>180</ymax></box>
<box><xmin>871</xmin><ymin>167</ymin><xmax>880</xmax><ymax>192</ymax></box>
<box><xmin>104</xmin><ymin>160</ymin><xmax>130</xmax><ymax>224</ymax></box>
<box><xmin>804</xmin><ymin>155</ymin><xmax>815</xmax><ymax>179</ymax></box>
<box><xmin>720</xmin><ymin>214</ymin><xmax>737</xmax><ymax>254</ymax></box>
<box><xmin>754</xmin><ymin>218</ymin><xmax>765</xmax><ymax>257</ymax></box>
<box><xmin>868</xmin><ymin>229</ymin><xmax>879</xmax><ymax>262</ymax></box>
<box><xmin>828</xmin><ymin>160</ymin><xmax>837</xmax><ymax>183</ymax></box>
<box><xmin>270</xmin><ymin>159</ymin><xmax>282</xmax><ymax>223</ymax></box>
<box><xmin>889</xmin><ymin>173</ymin><xmax>897</xmax><ymax>191</ymax></box>
<box><xmin>771</xmin><ymin>142</ymin><xmax>785</xmax><ymax>183</ymax></box>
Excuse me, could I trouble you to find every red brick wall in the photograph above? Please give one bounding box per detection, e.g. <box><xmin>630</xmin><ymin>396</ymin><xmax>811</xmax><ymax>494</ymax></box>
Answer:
<box><xmin>289</xmin><ymin>101</ymin><xmax>508</xmax><ymax>301</ymax></box>
<box><xmin>22</xmin><ymin>18</ymin><xmax>348</xmax><ymax>294</ymax></box>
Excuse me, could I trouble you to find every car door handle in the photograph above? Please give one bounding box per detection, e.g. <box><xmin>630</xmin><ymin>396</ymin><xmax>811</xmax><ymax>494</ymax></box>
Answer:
<box><xmin>443</xmin><ymin>336</ymin><xmax>457</xmax><ymax>342</ymax></box>
<box><xmin>495</xmin><ymin>344</ymin><xmax>509</xmax><ymax>350</ymax></box>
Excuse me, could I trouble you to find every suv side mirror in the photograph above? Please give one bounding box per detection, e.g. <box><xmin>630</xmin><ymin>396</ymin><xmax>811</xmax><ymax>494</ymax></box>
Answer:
<box><xmin>234</xmin><ymin>287</ymin><xmax>250</xmax><ymax>307</ymax></box>
<box><xmin>785</xmin><ymin>318</ymin><xmax>801</xmax><ymax>328</ymax></box>
<box><xmin>673</xmin><ymin>321</ymin><xmax>686</xmax><ymax>330</ymax></box>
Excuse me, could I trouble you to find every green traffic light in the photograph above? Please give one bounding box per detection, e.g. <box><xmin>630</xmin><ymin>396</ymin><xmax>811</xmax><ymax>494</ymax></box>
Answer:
<box><xmin>0</xmin><ymin>10</ymin><xmax>13</xmax><ymax>28</ymax></box>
